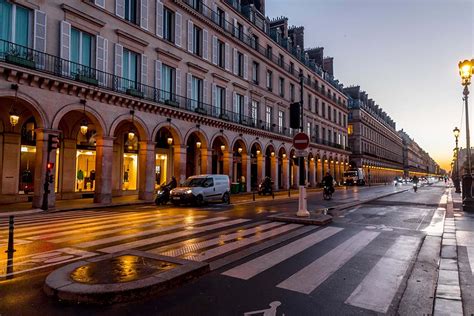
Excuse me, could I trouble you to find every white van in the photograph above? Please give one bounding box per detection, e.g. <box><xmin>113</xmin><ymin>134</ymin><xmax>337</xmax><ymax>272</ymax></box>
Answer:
<box><xmin>170</xmin><ymin>174</ymin><xmax>231</xmax><ymax>206</ymax></box>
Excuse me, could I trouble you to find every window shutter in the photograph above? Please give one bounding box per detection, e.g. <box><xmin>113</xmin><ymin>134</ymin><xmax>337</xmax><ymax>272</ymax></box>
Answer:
<box><xmin>187</xmin><ymin>20</ymin><xmax>194</xmax><ymax>53</ymax></box>
<box><xmin>212</xmin><ymin>3</ymin><xmax>218</xmax><ymax>23</ymax></box>
<box><xmin>140</xmin><ymin>0</ymin><xmax>149</xmax><ymax>30</ymax></box>
<box><xmin>95</xmin><ymin>0</ymin><xmax>105</xmax><ymax>8</ymax></box>
<box><xmin>156</xmin><ymin>0</ymin><xmax>163</xmax><ymax>38</ymax></box>
<box><xmin>186</xmin><ymin>73</ymin><xmax>192</xmax><ymax>99</ymax></box>
<box><xmin>212</xmin><ymin>36</ymin><xmax>218</xmax><ymax>65</ymax></box>
<box><xmin>203</xmin><ymin>29</ymin><xmax>208</xmax><ymax>60</ymax></box>
<box><xmin>226</xmin><ymin>88</ymin><xmax>231</xmax><ymax>112</ymax></box>
<box><xmin>155</xmin><ymin>60</ymin><xmax>162</xmax><ymax>89</ymax></box>
<box><xmin>225</xmin><ymin>43</ymin><xmax>230</xmax><ymax>71</ymax></box>
<box><xmin>233</xmin><ymin>48</ymin><xmax>238</xmax><ymax>75</ymax></box>
<box><xmin>34</xmin><ymin>10</ymin><xmax>46</xmax><ymax>53</ymax></box>
<box><xmin>233</xmin><ymin>91</ymin><xmax>237</xmax><ymax>114</ymax></box>
<box><xmin>243</xmin><ymin>54</ymin><xmax>248</xmax><ymax>80</ymax></box>
<box><xmin>233</xmin><ymin>18</ymin><xmax>237</xmax><ymax>36</ymax></box>
<box><xmin>176</xmin><ymin>68</ymin><xmax>181</xmax><ymax>97</ymax></box>
<box><xmin>244</xmin><ymin>94</ymin><xmax>249</xmax><ymax>118</ymax></box>
<box><xmin>96</xmin><ymin>36</ymin><xmax>108</xmax><ymax>85</ymax></box>
<box><xmin>175</xmin><ymin>12</ymin><xmax>182</xmax><ymax>47</ymax></box>
<box><xmin>202</xmin><ymin>0</ymin><xmax>208</xmax><ymax>16</ymax></box>
<box><xmin>116</xmin><ymin>0</ymin><xmax>125</xmax><ymax>18</ymax></box>
<box><xmin>141</xmin><ymin>54</ymin><xmax>148</xmax><ymax>87</ymax></box>
<box><xmin>203</xmin><ymin>80</ymin><xmax>208</xmax><ymax>104</ymax></box>
<box><xmin>34</xmin><ymin>10</ymin><xmax>47</xmax><ymax>69</ymax></box>
<box><xmin>212</xmin><ymin>83</ymin><xmax>217</xmax><ymax>106</ymax></box>
<box><xmin>60</xmin><ymin>21</ymin><xmax>71</xmax><ymax>75</ymax></box>
<box><xmin>114</xmin><ymin>43</ymin><xmax>123</xmax><ymax>90</ymax></box>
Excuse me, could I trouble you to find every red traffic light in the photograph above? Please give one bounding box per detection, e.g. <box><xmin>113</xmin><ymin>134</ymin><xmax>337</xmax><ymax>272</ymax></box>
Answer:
<box><xmin>47</xmin><ymin>162</ymin><xmax>54</xmax><ymax>170</ymax></box>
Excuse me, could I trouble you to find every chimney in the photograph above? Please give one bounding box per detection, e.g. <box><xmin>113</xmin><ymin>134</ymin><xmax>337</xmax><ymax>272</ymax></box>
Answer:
<box><xmin>323</xmin><ymin>57</ymin><xmax>334</xmax><ymax>76</ymax></box>
<box><xmin>241</xmin><ymin>0</ymin><xmax>265</xmax><ymax>15</ymax></box>
<box><xmin>288</xmin><ymin>26</ymin><xmax>304</xmax><ymax>50</ymax></box>
<box><xmin>305</xmin><ymin>47</ymin><xmax>324</xmax><ymax>67</ymax></box>
<box><xmin>269</xmin><ymin>16</ymin><xmax>288</xmax><ymax>38</ymax></box>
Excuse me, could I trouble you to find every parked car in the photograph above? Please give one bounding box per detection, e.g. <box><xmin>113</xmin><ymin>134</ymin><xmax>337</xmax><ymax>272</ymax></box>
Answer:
<box><xmin>170</xmin><ymin>174</ymin><xmax>231</xmax><ymax>206</ymax></box>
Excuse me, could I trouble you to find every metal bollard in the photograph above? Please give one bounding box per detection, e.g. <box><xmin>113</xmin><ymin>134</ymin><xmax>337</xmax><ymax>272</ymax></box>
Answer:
<box><xmin>253</xmin><ymin>191</ymin><xmax>255</xmax><ymax>201</ymax></box>
<box><xmin>272</xmin><ymin>191</ymin><xmax>275</xmax><ymax>200</ymax></box>
<box><xmin>288</xmin><ymin>188</ymin><xmax>291</xmax><ymax>197</ymax></box>
<box><xmin>6</xmin><ymin>215</ymin><xmax>15</xmax><ymax>254</ymax></box>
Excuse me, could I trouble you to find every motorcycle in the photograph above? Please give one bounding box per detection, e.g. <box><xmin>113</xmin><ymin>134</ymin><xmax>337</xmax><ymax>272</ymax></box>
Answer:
<box><xmin>258</xmin><ymin>177</ymin><xmax>273</xmax><ymax>195</ymax></box>
<box><xmin>323</xmin><ymin>186</ymin><xmax>333</xmax><ymax>200</ymax></box>
<box><xmin>413</xmin><ymin>183</ymin><xmax>418</xmax><ymax>193</ymax></box>
<box><xmin>155</xmin><ymin>184</ymin><xmax>172</xmax><ymax>205</ymax></box>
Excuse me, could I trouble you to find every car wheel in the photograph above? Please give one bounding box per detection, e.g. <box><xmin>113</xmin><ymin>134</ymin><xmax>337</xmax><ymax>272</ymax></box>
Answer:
<box><xmin>222</xmin><ymin>192</ymin><xmax>230</xmax><ymax>204</ymax></box>
<box><xmin>195</xmin><ymin>195</ymin><xmax>204</xmax><ymax>206</ymax></box>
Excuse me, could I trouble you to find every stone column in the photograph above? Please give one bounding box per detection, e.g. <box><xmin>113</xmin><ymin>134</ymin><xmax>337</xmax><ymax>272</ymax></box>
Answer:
<box><xmin>309</xmin><ymin>158</ymin><xmax>316</xmax><ymax>187</ymax></box>
<box><xmin>257</xmin><ymin>154</ymin><xmax>265</xmax><ymax>184</ymax></box>
<box><xmin>173</xmin><ymin>144</ymin><xmax>187</xmax><ymax>185</ymax></box>
<box><xmin>244</xmin><ymin>154</ymin><xmax>251</xmax><ymax>192</ymax></box>
<box><xmin>94</xmin><ymin>136</ymin><xmax>115</xmax><ymax>204</ymax></box>
<box><xmin>138</xmin><ymin>141</ymin><xmax>156</xmax><ymax>201</ymax></box>
<box><xmin>1</xmin><ymin>133</ymin><xmax>21</xmax><ymax>195</ymax></box>
<box><xmin>282</xmin><ymin>157</ymin><xmax>290</xmax><ymax>190</ymax></box>
<box><xmin>223</xmin><ymin>151</ymin><xmax>232</xmax><ymax>180</ymax></box>
<box><xmin>33</xmin><ymin>129</ymin><xmax>60</xmax><ymax>209</ymax></box>
<box><xmin>317</xmin><ymin>159</ymin><xmax>323</xmax><ymax>186</ymax></box>
<box><xmin>200</xmin><ymin>148</ymin><xmax>212</xmax><ymax>174</ymax></box>
<box><xmin>60</xmin><ymin>139</ymin><xmax>77</xmax><ymax>197</ymax></box>
<box><xmin>292</xmin><ymin>161</ymin><xmax>299</xmax><ymax>189</ymax></box>
<box><xmin>271</xmin><ymin>155</ymin><xmax>278</xmax><ymax>190</ymax></box>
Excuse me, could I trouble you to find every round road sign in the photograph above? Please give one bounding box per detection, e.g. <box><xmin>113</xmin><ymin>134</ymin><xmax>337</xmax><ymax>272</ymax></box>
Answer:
<box><xmin>293</xmin><ymin>132</ymin><xmax>310</xmax><ymax>150</ymax></box>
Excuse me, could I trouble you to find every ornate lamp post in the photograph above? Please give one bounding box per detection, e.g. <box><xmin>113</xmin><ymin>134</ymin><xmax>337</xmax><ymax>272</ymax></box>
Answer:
<box><xmin>453</xmin><ymin>127</ymin><xmax>461</xmax><ymax>193</ymax></box>
<box><xmin>458</xmin><ymin>59</ymin><xmax>474</xmax><ymax>210</ymax></box>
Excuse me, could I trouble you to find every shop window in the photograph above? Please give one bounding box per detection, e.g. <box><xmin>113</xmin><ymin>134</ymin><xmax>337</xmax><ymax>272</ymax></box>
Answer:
<box><xmin>18</xmin><ymin>118</ymin><xmax>36</xmax><ymax>194</ymax></box>
<box><xmin>155</xmin><ymin>153</ymin><xmax>167</xmax><ymax>188</ymax></box>
<box><xmin>123</xmin><ymin>133</ymin><xmax>138</xmax><ymax>191</ymax></box>
<box><xmin>76</xmin><ymin>129</ymin><xmax>97</xmax><ymax>192</ymax></box>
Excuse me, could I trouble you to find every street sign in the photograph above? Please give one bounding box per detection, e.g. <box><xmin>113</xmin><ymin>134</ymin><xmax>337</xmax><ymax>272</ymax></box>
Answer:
<box><xmin>293</xmin><ymin>132</ymin><xmax>310</xmax><ymax>150</ymax></box>
<box><xmin>295</xmin><ymin>150</ymin><xmax>308</xmax><ymax>157</ymax></box>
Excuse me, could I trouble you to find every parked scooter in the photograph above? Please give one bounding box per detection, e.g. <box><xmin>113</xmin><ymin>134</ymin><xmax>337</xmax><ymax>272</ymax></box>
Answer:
<box><xmin>258</xmin><ymin>177</ymin><xmax>273</xmax><ymax>195</ymax></box>
<box><xmin>155</xmin><ymin>177</ymin><xmax>177</xmax><ymax>205</ymax></box>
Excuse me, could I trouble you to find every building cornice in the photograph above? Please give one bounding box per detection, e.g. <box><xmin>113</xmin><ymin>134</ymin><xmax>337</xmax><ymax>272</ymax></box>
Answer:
<box><xmin>115</xmin><ymin>29</ymin><xmax>149</xmax><ymax>47</ymax></box>
<box><xmin>61</xmin><ymin>4</ymin><xmax>106</xmax><ymax>28</ymax></box>
<box><xmin>155</xmin><ymin>48</ymin><xmax>182</xmax><ymax>62</ymax></box>
<box><xmin>187</xmin><ymin>62</ymin><xmax>209</xmax><ymax>74</ymax></box>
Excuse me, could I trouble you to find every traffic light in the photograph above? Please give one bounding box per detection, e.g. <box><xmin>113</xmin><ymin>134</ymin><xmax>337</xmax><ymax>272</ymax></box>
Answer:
<box><xmin>47</xmin><ymin>162</ymin><xmax>54</xmax><ymax>171</ymax></box>
<box><xmin>290</xmin><ymin>102</ymin><xmax>301</xmax><ymax>129</ymax></box>
<box><xmin>48</xmin><ymin>134</ymin><xmax>59</xmax><ymax>152</ymax></box>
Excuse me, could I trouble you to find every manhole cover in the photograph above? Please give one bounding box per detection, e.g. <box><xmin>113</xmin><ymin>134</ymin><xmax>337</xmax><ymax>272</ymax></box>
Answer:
<box><xmin>70</xmin><ymin>255</ymin><xmax>178</xmax><ymax>284</ymax></box>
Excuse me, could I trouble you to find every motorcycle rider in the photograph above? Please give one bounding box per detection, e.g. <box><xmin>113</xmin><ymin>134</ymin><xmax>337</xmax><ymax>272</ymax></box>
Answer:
<box><xmin>167</xmin><ymin>176</ymin><xmax>178</xmax><ymax>190</ymax></box>
<box><xmin>322</xmin><ymin>172</ymin><xmax>334</xmax><ymax>194</ymax></box>
<box><xmin>412</xmin><ymin>175</ymin><xmax>419</xmax><ymax>190</ymax></box>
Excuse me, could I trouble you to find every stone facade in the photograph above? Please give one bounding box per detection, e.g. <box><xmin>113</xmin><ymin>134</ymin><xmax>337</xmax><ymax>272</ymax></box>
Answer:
<box><xmin>0</xmin><ymin>0</ymin><xmax>350</xmax><ymax>207</ymax></box>
<box><xmin>399</xmin><ymin>130</ymin><xmax>439</xmax><ymax>177</ymax></box>
<box><xmin>344</xmin><ymin>86</ymin><xmax>404</xmax><ymax>183</ymax></box>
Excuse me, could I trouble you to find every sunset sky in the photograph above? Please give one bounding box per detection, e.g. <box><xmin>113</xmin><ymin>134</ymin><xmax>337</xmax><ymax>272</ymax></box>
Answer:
<box><xmin>267</xmin><ymin>0</ymin><xmax>474</xmax><ymax>172</ymax></box>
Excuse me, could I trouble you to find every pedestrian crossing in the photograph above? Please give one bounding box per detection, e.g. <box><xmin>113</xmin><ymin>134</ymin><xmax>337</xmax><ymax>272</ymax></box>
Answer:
<box><xmin>0</xmin><ymin>210</ymin><xmax>424</xmax><ymax>313</ymax></box>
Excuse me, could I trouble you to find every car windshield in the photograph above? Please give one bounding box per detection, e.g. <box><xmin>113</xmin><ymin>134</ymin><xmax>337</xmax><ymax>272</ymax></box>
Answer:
<box><xmin>343</xmin><ymin>172</ymin><xmax>357</xmax><ymax>177</ymax></box>
<box><xmin>182</xmin><ymin>178</ymin><xmax>206</xmax><ymax>187</ymax></box>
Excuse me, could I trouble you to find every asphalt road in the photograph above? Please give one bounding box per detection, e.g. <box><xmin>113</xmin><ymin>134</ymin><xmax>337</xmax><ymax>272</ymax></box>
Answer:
<box><xmin>0</xmin><ymin>183</ymin><xmax>446</xmax><ymax>315</ymax></box>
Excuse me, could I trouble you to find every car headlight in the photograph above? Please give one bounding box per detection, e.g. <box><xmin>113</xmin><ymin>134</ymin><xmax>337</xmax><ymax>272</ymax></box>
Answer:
<box><xmin>185</xmin><ymin>189</ymin><xmax>192</xmax><ymax>194</ymax></box>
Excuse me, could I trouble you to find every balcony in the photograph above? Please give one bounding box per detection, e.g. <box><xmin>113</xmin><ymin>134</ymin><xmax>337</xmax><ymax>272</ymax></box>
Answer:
<box><xmin>0</xmin><ymin>39</ymin><xmax>295</xmax><ymax>139</ymax></box>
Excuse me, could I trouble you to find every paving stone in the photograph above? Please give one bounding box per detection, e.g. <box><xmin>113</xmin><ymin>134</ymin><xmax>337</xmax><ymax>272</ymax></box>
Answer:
<box><xmin>441</xmin><ymin>245</ymin><xmax>458</xmax><ymax>259</ymax></box>
<box><xmin>436</xmin><ymin>284</ymin><xmax>461</xmax><ymax>300</ymax></box>
<box><xmin>434</xmin><ymin>298</ymin><xmax>463</xmax><ymax>315</ymax></box>
<box><xmin>438</xmin><ymin>270</ymin><xmax>460</xmax><ymax>286</ymax></box>
<box><xmin>444</xmin><ymin>228</ymin><xmax>456</xmax><ymax>233</ymax></box>
<box><xmin>442</xmin><ymin>238</ymin><xmax>457</xmax><ymax>246</ymax></box>
<box><xmin>439</xmin><ymin>258</ymin><xmax>458</xmax><ymax>271</ymax></box>
<box><xmin>443</xmin><ymin>232</ymin><xmax>456</xmax><ymax>239</ymax></box>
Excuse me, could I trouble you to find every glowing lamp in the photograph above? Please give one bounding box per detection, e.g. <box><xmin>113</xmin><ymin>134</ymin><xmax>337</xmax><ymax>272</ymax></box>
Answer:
<box><xmin>256</xmin><ymin>150</ymin><xmax>261</xmax><ymax>155</ymax></box>
<box><xmin>80</xmin><ymin>119</ymin><xmax>88</xmax><ymax>136</ymax></box>
<box><xmin>221</xmin><ymin>145</ymin><xmax>226</xmax><ymax>151</ymax></box>
<box><xmin>167</xmin><ymin>137</ymin><xmax>173</xmax><ymax>145</ymax></box>
<box><xmin>459</xmin><ymin>59</ymin><xmax>473</xmax><ymax>84</ymax></box>
<box><xmin>271</xmin><ymin>151</ymin><xmax>275</xmax><ymax>157</ymax></box>
<box><xmin>196</xmin><ymin>141</ymin><xmax>202</xmax><ymax>149</ymax></box>
<box><xmin>238</xmin><ymin>147</ymin><xmax>243</xmax><ymax>154</ymax></box>
<box><xmin>9</xmin><ymin>110</ymin><xmax>19</xmax><ymax>127</ymax></box>
<box><xmin>128</xmin><ymin>131</ymin><xmax>135</xmax><ymax>141</ymax></box>
<box><xmin>453</xmin><ymin>126</ymin><xmax>460</xmax><ymax>139</ymax></box>
<box><xmin>282</xmin><ymin>153</ymin><xmax>287</xmax><ymax>158</ymax></box>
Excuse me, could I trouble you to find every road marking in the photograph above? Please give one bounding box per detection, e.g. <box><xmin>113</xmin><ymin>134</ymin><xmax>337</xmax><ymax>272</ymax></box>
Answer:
<box><xmin>0</xmin><ymin>211</ymin><xmax>123</xmax><ymax>227</ymax></box>
<box><xmin>244</xmin><ymin>301</ymin><xmax>282</xmax><ymax>316</ymax></box>
<box><xmin>75</xmin><ymin>217</ymin><xmax>228</xmax><ymax>249</ymax></box>
<box><xmin>184</xmin><ymin>224</ymin><xmax>301</xmax><ymax>262</ymax></box>
<box><xmin>345</xmin><ymin>235</ymin><xmax>421</xmax><ymax>313</ymax></box>
<box><xmin>153</xmin><ymin>222</ymin><xmax>285</xmax><ymax>257</ymax></box>
<box><xmin>223</xmin><ymin>226</ymin><xmax>343</xmax><ymax>280</ymax></box>
<box><xmin>277</xmin><ymin>230</ymin><xmax>379</xmax><ymax>294</ymax></box>
<box><xmin>27</xmin><ymin>214</ymin><xmax>194</xmax><ymax>241</ymax></box>
<box><xmin>98</xmin><ymin>218</ymin><xmax>250</xmax><ymax>253</ymax></box>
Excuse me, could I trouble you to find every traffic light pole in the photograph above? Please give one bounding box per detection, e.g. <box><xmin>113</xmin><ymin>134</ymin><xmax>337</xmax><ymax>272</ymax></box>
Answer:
<box><xmin>296</xmin><ymin>73</ymin><xmax>309</xmax><ymax>217</ymax></box>
<box><xmin>41</xmin><ymin>148</ymin><xmax>51</xmax><ymax>211</ymax></box>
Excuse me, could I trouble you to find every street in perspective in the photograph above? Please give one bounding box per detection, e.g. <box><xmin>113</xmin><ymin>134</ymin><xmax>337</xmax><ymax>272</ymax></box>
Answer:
<box><xmin>0</xmin><ymin>0</ymin><xmax>472</xmax><ymax>315</ymax></box>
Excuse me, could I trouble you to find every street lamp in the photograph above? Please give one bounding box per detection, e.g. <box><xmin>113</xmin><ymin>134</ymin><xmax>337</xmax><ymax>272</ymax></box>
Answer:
<box><xmin>9</xmin><ymin>84</ymin><xmax>19</xmax><ymax>127</ymax></box>
<box><xmin>458</xmin><ymin>59</ymin><xmax>474</xmax><ymax>209</ymax></box>
<box><xmin>453</xmin><ymin>126</ymin><xmax>461</xmax><ymax>193</ymax></box>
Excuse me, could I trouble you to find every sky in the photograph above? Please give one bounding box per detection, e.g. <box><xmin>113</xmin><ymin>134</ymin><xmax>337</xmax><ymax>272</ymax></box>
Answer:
<box><xmin>266</xmin><ymin>0</ymin><xmax>474</xmax><ymax>172</ymax></box>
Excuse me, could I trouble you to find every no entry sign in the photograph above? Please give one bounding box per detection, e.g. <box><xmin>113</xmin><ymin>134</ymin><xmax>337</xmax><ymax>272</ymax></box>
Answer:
<box><xmin>293</xmin><ymin>132</ymin><xmax>310</xmax><ymax>150</ymax></box>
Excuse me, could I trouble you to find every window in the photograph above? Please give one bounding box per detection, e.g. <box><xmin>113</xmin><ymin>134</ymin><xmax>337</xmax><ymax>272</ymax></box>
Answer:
<box><xmin>190</xmin><ymin>76</ymin><xmax>203</xmax><ymax>109</ymax></box>
<box><xmin>266</xmin><ymin>45</ymin><xmax>272</xmax><ymax>59</ymax></box>
<box><xmin>193</xmin><ymin>25</ymin><xmax>202</xmax><ymax>56</ymax></box>
<box><xmin>217</xmin><ymin>8</ymin><xmax>225</xmax><ymax>28</ymax></box>
<box><xmin>290</xmin><ymin>83</ymin><xmax>295</xmax><ymax>102</ymax></box>
<box><xmin>161</xmin><ymin>64</ymin><xmax>176</xmax><ymax>100</ymax></box>
<box><xmin>333</xmin><ymin>109</ymin><xmax>336</xmax><ymax>122</ymax></box>
<box><xmin>237</xmin><ymin>22</ymin><xmax>243</xmax><ymax>40</ymax></box>
<box><xmin>252</xmin><ymin>61</ymin><xmax>259</xmax><ymax>84</ymax></box>
<box><xmin>348</xmin><ymin>124</ymin><xmax>353</xmax><ymax>135</ymax></box>
<box><xmin>251</xmin><ymin>100</ymin><xmax>259</xmax><ymax>126</ymax></box>
<box><xmin>322</xmin><ymin>102</ymin><xmax>326</xmax><ymax>118</ymax></box>
<box><xmin>289</xmin><ymin>62</ymin><xmax>294</xmax><ymax>74</ymax></box>
<box><xmin>71</xmin><ymin>28</ymin><xmax>93</xmax><ymax>68</ymax></box>
<box><xmin>315</xmin><ymin>98</ymin><xmax>319</xmax><ymax>115</ymax></box>
<box><xmin>279</xmin><ymin>77</ymin><xmax>284</xmax><ymax>97</ymax></box>
<box><xmin>322</xmin><ymin>127</ymin><xmax>326</xmax><ymax>141</ymax></box>
<box><xmin>278</xmin><ymin>110</ymin><xmax>285</xmax><ymax>133</ymax></box>
<box><xmin>266</xmin><ymin>70</ymin><xmax>272</xmax><ymax>91</ymax></box>
<box><xmin>333</xmin><ymin>131</ymin><xmax>337</xmax><ymax>144</ymax></box>
<box><xmin>0</xmin><ymin>1</ymin><xmax>31</xmax><ymax>47</ymax></box>
<box><xmin>265</xmin><ymin>105</ymin><xmax>272</xmax><ymax>124</ymax></box>
<box><xmin>237</xmin><ymin>51</ymin><xmax>244</xmax><ymax>77</ymax></box>
<box><xmin>216</xmin><ymin>85</ymin><xmax>225</xmax><ymax>115</ymax></box>
<box><xmin>306</xmin><ymin>122</ymin><xmax>311</xmax><ymax>136</ymax></box>
<box><xmin>251</xmin><ymin>34</ymin><xmax>259</xmax><ymax>49</ymax></box>
<box><xmin>328</xmin><ymin>106</ymin><xmax>331</xmax><ymax>120</ymax></box>
<box><xmin>278</xmin><ymin>54</ymin><xmax>284</xmax><ymax>67</ymax></box>
<box><xmin>307</xmin><ymin>94</ymin><xmax>312</xmax><ymax>111</ymax></box>
<box><xmin>234</xmin><ymin>93</ymin><xmax>244</xmax><ymax>120</ymax></box>
<box><xmin>125</xmin><ymin>0</ymin><xmax>139</xmax><ymax>24</ymax></box>
<box><xmin>163</xmin><ymin>7</ymin><xmax>175</xmax><ymax>42</ymax></box>
<box><xmin>217</xmin><ymin>39</ymin><xmax>225</xmax><ymax>68</ymax></box>
<box><xmin>123</xmin><ymin>49</ymin><xmax>139</xmax><ymax>88</ymax></box>
<box><xmin>315</xmin><ymin>125</ymin><xmax>319</xmax><ymax>139</ymax></box>
<box><xmin>338</xmin><ymin>112</ymin><xmax>342</xmax><ymax>125</ymax></box>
